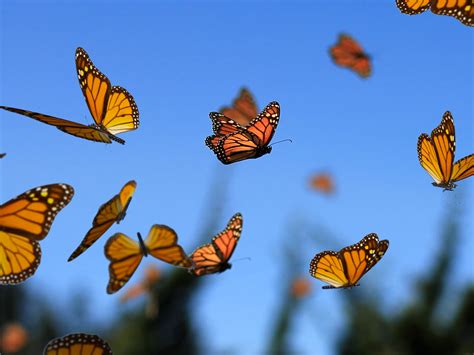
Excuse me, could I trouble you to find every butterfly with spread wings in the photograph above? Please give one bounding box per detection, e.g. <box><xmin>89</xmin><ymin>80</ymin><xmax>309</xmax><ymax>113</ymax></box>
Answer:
<box><xmin>206</xmin><ymin>102</ymin><xmax>280</xmax><ymax>164</ymax></box>
<box><xmin>219</xmin><ymin>87</ymin><xmax>258</xmax><ymax>127</ymax></box>
<box><xmin>105</xmin><ymin>225</ymin><xmax>192</xmax><ymax>293</ymax></box>
<box><xmin>0</xmin><ymin>47</ymin><xmax>139</xmax><ymax>144</ymax></box>
<box><xmin>68</xmin><ymin>180</ymin><xmax>136</xmax><ymax>262</ymax></box>
<box><xmin>0</xmin><ymin>184</ymin><xmax>74</xmax><ymax>284</ymax></box>
<box><xmin>189</xmin><ymin>213</ymin><xmax>243</xmax><ymax>276</ymax></box>
<box><xmin>396</xmin><ymin>0</ymin><xmax>473</xmax><ymax>27</ymax></box>
<box><xmin>417</xmin><ymin>111</ymin><xmax>473</xmax><ymax>191</ymax></box>
<box><xmin>329</xmin><ymin>34</ymin><xmax>371</xmax><ymax>78</ymax></box>
<box><xmin>44</xmin><ymin>333</ymin><xmax>112</xmax><ymax>355</ymax></box>
<box><xmin>309</xmin><ymin>233</ymin><xmax>389</xmax><ymax>289</ymax></box>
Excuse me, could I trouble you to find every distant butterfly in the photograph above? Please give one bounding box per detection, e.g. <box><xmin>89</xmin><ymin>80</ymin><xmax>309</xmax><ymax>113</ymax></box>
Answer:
<box><xmin>0</xmin><ymin>184</ymin><xmax>74</xmax><ymax>284</ymax></box>
<box><xmin>0</xmin><ymin>47</ymin><xmax>139</xmax><ymax>144</ymax></box>
<box><xmin>396</xmin><ymin>0</ymin><xmax>474</xmax><ymax>27</ymax></box>
<box><xmin>0</xmin><ymin>153</ymin><xmax>6</xmax><ymax>158</ymax></box>
<box><xmin>309</xmin><ymin>233</ymin><xmax>389</xmax><ymax>289</ymax></box>
<box><xmin>189</xmin><ymin>213</ymin><xmax>243</xmax><ymax>276</ymax></box>
<box><xmin>68</xmin><ymin>180</ymin><xmax>136</xmax><ymax>262</ymax></box>
<box><xmin>309</xmin><ymin>173</ymin><xmax>335</xmax><ymax>195</ymax></box>
<box><xmin>329</xmin><ymin>34</ymin><xmax>371</xmax><ymax>78</ymax></box>
<box><xmin>105</xmin><ymin>225</ymin><xmax>192</xmax><ymax>293</ymax></box>
<box><xmin>120</xmin><ymin>264</ymin><xmax>161</xmax><ymax>303</ymax></box>
<box><xmin>43</xmin><ymin>333</ymin><xmax>112</xmax><ymax>355</ymax></box>
<box><xmin>220</xmin><ymin>87</ymin><xmax>258</xmax><ymax>127</ymax></box>
<box><xmin>206</xmin><ymin>102</ymin><xmax>280</xmax><ymax>164</ymax></box>
<box><xmin>417</xmin><ymin>111</ymin><xmax>473</xmax><ymax>190</ymax></box>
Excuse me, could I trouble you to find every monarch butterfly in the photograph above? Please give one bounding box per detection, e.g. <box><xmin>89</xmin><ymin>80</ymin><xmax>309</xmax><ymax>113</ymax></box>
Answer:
<box><xmin>189</xmin><ymin>213</ymin><xmax>243</xmax><ymax>276</ymax></box>
<box><xmin>68</xmin><ymin>180</ymin><xmax>136</xmax><ymax>262</ymax></box>
<box><xmin>309</xmin><ymin>173</ymin><xmax>335</xmax><ymax>195</ymax></box>
<box><xmin>205</xmin><ymin>102</ymin><xmax>280</xmax><ymax>164</ymax></box>
<box><xmin>219</xmin><ymin>87</ymin><xmax>258</xmax><ymax>127</ymax></box>
<box><xmin>0</xmin><ymin>184</ymin><xmax>74</xmax><ymax>284</ymax></box>
<box><xmin>396</xmin><ymin>0</ymin><xmax>474</xmax><ymax>26</ymax></box>
<box><xmin>43</xmin><ymin>333</ymin><xmax>112</xmax><ymax>355</ymax></box>
<box><xmin>329</xmin><ymin>34</ymin><xmax>371</xmax><ymax>78</ymax></box>
<box><xmin>417</xmin><ymin>111</ymin><xmax>474</xmax><ymax>190</ymax></box>
<box><xmin>120</xmin><ymin>264</ymin><xmax>161</xmax><ymax>303</ymax></box>
<box><xmin>105</xmin><ymin>225</ymin><xmax>192</xmax><ymax>293</ymax></box>
<box><xmin>0</xmin><ymin>47</ymin><xmax>139</xmax><ymax>144</ymax></box>
<box><xmin>309</xmin><ymin>233</ymin><xmax>389</xmax><ymax>289</ymax></box>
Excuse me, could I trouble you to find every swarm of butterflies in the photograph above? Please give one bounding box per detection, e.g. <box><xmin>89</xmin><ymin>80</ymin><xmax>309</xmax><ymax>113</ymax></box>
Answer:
<box><xmin>1</xmin><ymin>4</ymin><xmax>473</xmax><ymax>351</ymax></box>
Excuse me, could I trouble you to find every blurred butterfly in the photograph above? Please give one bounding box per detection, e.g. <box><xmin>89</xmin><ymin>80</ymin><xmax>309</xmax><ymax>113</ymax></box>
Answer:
<box><xmin>418</xmin><ymin>111</ymin><xmax>473</xmax><ymax>190</ymax></box>
<box><xmin>329</xmin><ymin>34</ymin><xmax>371</xmax><ymax>78</ymax></box>
<box><xmin>120</xmin><ymin>264</ymin><xmax>161</xmax><ymax>303</ymax></box>
<box><xmin>309</xmin><ymin>233</ymin><xmax>389</xmax><ymax>289</ymax></box>
<box><xmin>0</xmin><ymin>47</ymin><xmax>139</xmax><ymax>144</ymax></box>
<box><xmin>0</xmin><ymin>153</ymin><xmax>6</xmax><ymax>158</ymax></box>
<box><xmin>309</xmin><ymin>173</ymin><xmax>335</xmax><ymax>195</ymax></box>
<box><xmin>220</xmin><ymin>87</ymin><xmax>258</xmax><ymax>127</ymax></box>
<box><xmin>189</xmin><ymin>213</ymin><xmax>243</xmax><ymax>276</ymax></box>
<box><xmin>0</xmin><ymin>184</ymin><xmax>74</xmax><ymax>284</ymax></box>
<box><xmin>396</xmin><ymin>0</ymin><xmax>473</xmax><ymax>26</ymax></box>
<box><xmin>44</xmin><ymin>333</ymin><xmax>112</xmax><ymax>355</ymax></box>
<box><xmin>68</xmin><ymin>180</ymin><xmax>136</xmax><ymax>262</ymax></box>
<box><xmin>206</xmin><ymin>102</ymin><xmax>280</xmax><ymax>164</ymax></box>
<box><xmin>105</xmin><ymin>225</ymin><xmax>192</xmax><ymax>294</ymax></box>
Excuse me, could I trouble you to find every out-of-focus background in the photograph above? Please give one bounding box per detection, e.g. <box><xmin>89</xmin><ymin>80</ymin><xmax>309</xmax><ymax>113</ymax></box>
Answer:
<box><xmin>1</xmin><ymin>1</ymin><xmax>472</xmax><ymax>354</ymax></box>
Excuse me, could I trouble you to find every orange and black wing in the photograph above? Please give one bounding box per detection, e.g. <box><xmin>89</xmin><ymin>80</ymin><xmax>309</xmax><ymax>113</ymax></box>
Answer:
<box><xmin>451</xmin><ymin>154</ymin><xmax>474</xmax><ymax>182</ymax></box>
<box><xmin>431</xmin><ymin>0</ymin><xmax>474</xmax><ymax>27</ymax></box>
<box><xmin>309</xmin><ymin>251</ymin><xmax>349</xmax><ymax>288</ymax></box>
<box><xmin>396</xmin><ymin>0</ymin><xmax>431</xmax><ymax>14</ymax></box>
<box><xmin>220</xmin><ymin>87</ymin><xmax>258</xmax><ymax>126</ymax></box>
<box><xmin>144</xmin><ymin>224</ymin><xmax>192</xmax><ymax>267</ymax></box>
<box><xmin>209</xmin><ymin>112</ymin><xmax>245</xmax><ymax>136</ymax></box>
<box><xmin>102</xmin><ymin>86</ymin><xmax>139</xmax><ymax>135</ymax></box>
<box><xmin>0</xmin><ymin>106</ymin><xmax>113</xmax><ymax>143</ymax></box>
<box><xmin>44</xmin><ymin>333</ymin><xmax>112</xmax><ymax>355</ymax></box>
<box><xmin>104</xmin><ymin>233</ymin><xmax>143</xmax><ymax>294</ymax></box>
<box><xmin>68</xmin><ymin>180</ymin><xmax>136</xmax><ymax>262</ymax></box>
<box><xmin>329</xmin><ymin>34</ymin><xmax>371</xmax><ymax>78</ymax></box>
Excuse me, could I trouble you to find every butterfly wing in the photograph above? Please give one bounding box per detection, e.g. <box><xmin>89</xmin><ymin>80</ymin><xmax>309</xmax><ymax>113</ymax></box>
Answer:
<box><xmin>0</xmin><ymin>106</ymin><xmax>113</xmax><ymax>143</ymax></box>
<box><xmin>0</xmin><ymin>231</ymin><xmax>41</xmax><ymax>284</ymax></box>
<box><xmin>210</xmin><ymin>112</ymin><xmax>245</xmax><ymax>135</ymax></box>
<box><xmin>44</xmin><ymin>333</ymin><xmax>112</xmax><ymax>355</ymax></box>
<box><xmin>431</xmin><ymin>0</ymin><xmax>474</xmax><ymax>27</ymax></box>
<box><xmin>102</xmin><ymin>86</ymin><xmax>139</xmax><ymax>135</ymax></box>
<box><xmin>0</xmin><ymin>184</ymin><xmax>74</xmax><ymax>240</ymax></box>
<box><xmin>68</xmin><ymin>181</ymin><xmax>136</xmax><ymax>262</ymax></box>
<box><xmin>104</xmin><ymin>233</ymin><xmax>143</xmax><ymax>294</ymax></box>
<box><xmin>220</xmin><ymin>87</ymin><xmax>258</xmax><ymax>126</ymax></box>
<box><xmin>396</xmin><ymin>0</ymin><xmax>431</xmax><ymax>14</ymax></box>
<box><xmin>451</xmin><ymin>154</ymin><xmax>474</xmax><ymax>182</ymax></box>
<box><xmin>330</xmin><ymin>34</ymin><xmax>371</xmax><ymax>78</ymax></box>
<box><xmin>145</xmin><ymin>225</ymin><xmax>192</xmax><ymax>267</ymax></box>
<box><xmin>310</xmin><ymin>173</ymin><xmax>334</xmax><ymax>194</ymax></box>
<box><xmin>309</xmin><ymin>251</ymin><xmax>349</xmax><ymax>288</ymax></box>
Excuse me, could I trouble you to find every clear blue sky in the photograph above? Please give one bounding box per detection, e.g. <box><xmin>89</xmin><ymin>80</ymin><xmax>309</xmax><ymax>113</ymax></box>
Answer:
<box><xmin>1</xmin><ymin>1</ymin><xmax>472</xmax><ymax>354</ymax></box>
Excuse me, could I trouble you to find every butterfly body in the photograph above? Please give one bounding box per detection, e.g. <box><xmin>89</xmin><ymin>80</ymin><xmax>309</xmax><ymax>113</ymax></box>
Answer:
<box><xmin>136</xmin><ymin>232</ymin><xmax>149</xmax><ymax>257</ymax></box>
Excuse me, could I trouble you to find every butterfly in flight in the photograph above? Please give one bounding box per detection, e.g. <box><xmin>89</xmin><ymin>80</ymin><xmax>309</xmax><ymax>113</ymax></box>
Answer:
<box><xmin>329</xmin><ymin>34</ymin><xmax>371</xmax><ymax>78</ymax></box>
<box><xmin>206</xmin><ymin>101</ymin><xmax>280</xmax><ymax>164</ymax></box>
<box><xmin>417</xmin><ymin>111</ymin><xmax>473</xmax><ymax>190</ymax></box>
<box><xmin>105</xmin><ymin>225</ymin><xmax>192</xmax><ymax>293</ymax></box>
<box><xmin>68</xmin><ymin>180</ymin><xmax>136</xmax><ymax>262</ymax></box>
<box><xmin>44</xmin><ymin>333</ymin><xmax>112</xmax><ymax>355</ymax></box>
<box><xmin>396</xmin><ymin>0</ymin><xmax>474</xmax><ymax>27</ymax></box>
<box><xmin>309</xmin><ymin>173</ymin><xmax>335</xmax><ymax>195</ymax></box>
<box><xmin>189</xmin><ymin>213</ymin><xmax>243</xmax><ymax>276</ymax></box>
<box><xmin>0</xmin><ymin>47</ymin><xmax>139</xmax><ymax>144</ymax></box>
<box><xmin>309</xmin><ymin>233</ymin><xmax>389</xmax><ymax>289</ymax></box>
<box><xmin>0</xmin><ymin>184</ymin><xmax>74</xmax><ymax>284</ymax></box>
<box><xmin>219</xmin><ymin>87</ymin><xmax>258</xmax><ymax>127</ymax></box>
<box><xmin>0</xmin><ymin>153</ymin><xmax>6</xmax><ymax>158</ymax></box>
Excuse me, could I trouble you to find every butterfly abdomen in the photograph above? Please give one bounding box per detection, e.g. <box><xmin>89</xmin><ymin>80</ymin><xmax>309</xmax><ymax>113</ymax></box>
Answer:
<box><xmin>137</xmin><ymin>232</ymin><xmax>149</xmax><ymax>257</ymax></box>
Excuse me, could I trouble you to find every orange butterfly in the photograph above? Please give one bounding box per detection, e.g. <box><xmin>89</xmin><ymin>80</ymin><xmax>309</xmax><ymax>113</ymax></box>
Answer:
<box><xmin>206</xmin><ymin>102</ymin><xmax>280</xmax><ymax>164</ymax></box>
<box><xmin>220</xmin><ymin>87</ymin><xmax>258</xmax><ymax>127</ymax></box>
<box><xmin>309</xmin><ymin>233</ymin><xmax>389</xmax><ymax>289</ymax></box>
<box><xmin>329</xmin><ymin>34</ymin><xmax>371</xmax><ymax>78</ymax></box>
<box><xmin>120</xmin><ymin>264</ymin><xmax>161</xmax><ymax>303</ymax></box>
<box><xmin>418</xmin><ymin>111</ymin><xmax>473</xmax><ymax>190</ymax></box>
<box><xmin>0</xmin><ymin>47</ymin><xmax>139</xmax><ymax>144</ymax></box>
<box><xmin>68</xmin><ymin>180</ymin><xmax>136</xmax><ymax>261</ymax></box>
<box><xmin>189</xmin><ymin>213</ymin><xmax>243</xmax><ymax>276</ymax></box>
<box><xmin>105</xmin><ymin>225</ymin><xmax>192</xmax><ymax>294</ymax></box>
<box><xmin>44</xmin><ymin>333</ymin><xmax>112</xmax><ymax>355</ymax></box>
<box><xmin>0</xmin><ymin>184</ymin><xmax>74</xmax><ymax>284</ymax></box>
<box><xmin>309</xmin><ymin>173</ymin><xmax>335</xmax><ymax>195</ymax></box>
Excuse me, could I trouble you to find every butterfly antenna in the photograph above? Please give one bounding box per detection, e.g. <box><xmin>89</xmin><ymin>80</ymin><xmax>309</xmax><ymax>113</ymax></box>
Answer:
<box><xmin>270</xmin><ymin>139</ymin><xmax>293</xmax><ymax>147</ymax></box>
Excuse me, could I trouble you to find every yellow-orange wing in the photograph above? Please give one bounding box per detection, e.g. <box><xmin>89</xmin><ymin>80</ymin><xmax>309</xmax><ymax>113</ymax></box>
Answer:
<box><xmin>68</xmin><ymin>180</ymin><xmax>136</xmax><ymax>262</ymax></box>
<box><xmin>44</xmin><ymin>333</ymin><xmax>112</xmax><ymax>355</ymax></box>
<box><xmin>220</xmin><ymin>87</ymin><xmax>258</xmax><ymax>127</ymax></box>
<box><xmin>309</xmin><ymin>233</ymin><xmax>389</xmax><ymax>289</ymax></box>
<box><xmin>396</xmin><ymin>0</ymin><xmax>431</xmax><ymax>14</ymax></box>
<box><xmin>76</xmin><ymin>47</ymin><xmax>139</xmax><ymax>137</ymax></box>
<box><xmin>451</xmin><ymin>154</ymin><xmax>474</xmax><ymax>182</ymax></box>
<box><xmin>105</xmin><ymin>233</ymin><xmax>143</xmax><ymax>294</ymax></box>
<box><xmin>144</xmin><ymin>225</ymin><xmax>192</xmax><ymax>267</ymax></box>
<box><xmin>190</xmin><ymin>213</ymin><xmax>243</xmax><ymax>276</ymax></box>
<box><xmin>431</xmin><ymin>0</ymin><xmax>474</xmax><ymax>27</ymax></box>
<box><xmin>329</xmin><ymin>34</ymin><xmax>371</xmax><ymax>78</ymax></box>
